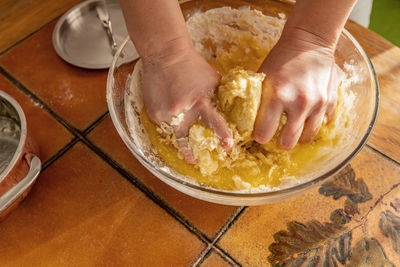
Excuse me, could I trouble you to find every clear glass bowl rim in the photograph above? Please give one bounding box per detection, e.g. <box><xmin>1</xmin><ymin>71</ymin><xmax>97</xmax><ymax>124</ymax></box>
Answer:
<box><xmin>107</xmin><ymin>28</ymin><xmax>380</xmax><ymax>199</ymax></box>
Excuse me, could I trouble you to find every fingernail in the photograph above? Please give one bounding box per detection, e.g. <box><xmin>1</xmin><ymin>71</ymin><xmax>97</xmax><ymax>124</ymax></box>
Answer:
<box><xmin>221</xmin><ymin>137</ymin><xmax>234</xmax><ymax>149</ymax></box>
<box><xmin>253</xmin><ymin>134</ymin><xmax>269</xmax><ymax>144</ymax></box>
<box><xmin>280</xmin><ymin>137</ymin><xmax>291</xmax><ymax>150</ymax></box>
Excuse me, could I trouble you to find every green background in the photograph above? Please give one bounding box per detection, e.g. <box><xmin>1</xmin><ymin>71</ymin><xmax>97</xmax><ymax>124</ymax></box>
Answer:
<box><xmin>369</xmin><ymin>0</ymin><xmax>400</xmax><ymax>46</ymax></box>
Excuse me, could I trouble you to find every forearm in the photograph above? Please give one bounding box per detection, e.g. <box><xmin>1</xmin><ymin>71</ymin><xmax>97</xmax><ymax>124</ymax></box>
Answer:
<box><xmin>282</xmin><ymin>0</ymin><xmax>357</xmax><ymax>49</ymax></box>
<box><xmin>119</xmin><ymin>0</ymin><xmax>192</xmax><ymax>58</ymax></box>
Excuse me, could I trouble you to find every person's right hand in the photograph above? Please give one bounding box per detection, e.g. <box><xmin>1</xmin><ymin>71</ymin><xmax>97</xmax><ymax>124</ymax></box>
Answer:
<box><xmin>141</xmin><ymin>43</ymin><xmax>233</xmax><ymax>163</ymax></box>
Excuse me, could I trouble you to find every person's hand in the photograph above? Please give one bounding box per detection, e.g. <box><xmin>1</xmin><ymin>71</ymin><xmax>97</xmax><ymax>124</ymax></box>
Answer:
<box><xmin>253</xmin><ymin>30</ymin><xmax>339</xmax><ymax>150</ymax></box>
<box><xmin>142</xmin><ymin>45</ymin><xmax>233</xmax><ymax>163</ymax></box>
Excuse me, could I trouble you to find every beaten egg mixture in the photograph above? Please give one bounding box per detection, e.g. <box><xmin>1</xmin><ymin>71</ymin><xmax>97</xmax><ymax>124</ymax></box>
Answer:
<box><xmin>136</xmin><ymin>7</ymin><xmax>351</xmax><ymax>191</ymax></box>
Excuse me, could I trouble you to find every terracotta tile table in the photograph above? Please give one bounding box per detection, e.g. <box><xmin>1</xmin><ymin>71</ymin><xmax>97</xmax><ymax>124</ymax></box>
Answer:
<box><xmin>0</xmin><ymin>1</ymin><xmax>399</xmax><ymax>266</ymax></box>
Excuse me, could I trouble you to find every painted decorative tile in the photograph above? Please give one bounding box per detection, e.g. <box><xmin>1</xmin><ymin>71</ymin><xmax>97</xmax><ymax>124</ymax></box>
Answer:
<box><xmin>359</xmin><ymin>184</ymin><xmax>400</xmax><ymax>265</ymax></box>
<box><xmin>0</xmin><ymin>74</ymin><xmax>73</xmax><ymax>161</ymax></box>
<box><xmin>0</xmin><ymin>23</ymin><xmax>108</xmax><ymax>130</ymax></box>
<box><xmin>219</xmin><ymin>147</ymin><xmax>400</xmax><ymax>266</ymax></box>
<box><xmin>0</xmin><ymin>143</ymin><xmax>204</xmax><ymax>266</ymax></box>
<box><xmin>88</xmin><ymin>115</ymin><xmax>239</xmax><ymax>238</ymax></box>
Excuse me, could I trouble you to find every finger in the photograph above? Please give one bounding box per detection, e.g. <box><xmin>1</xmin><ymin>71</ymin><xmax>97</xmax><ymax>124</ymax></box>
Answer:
<box><xmin>197</xmin><ymin>99</ymin><xmax>234</xmax><ymax>151</ymax></box>
<box><xmin>145</xmin><ymin>105</ymin><xmax>163</xmax><ymax>125</ymax></box>
<box><xmin>172</xmin><ymin>110</ymin><xmax>198</xmax><ymax>139</ymax></box>
<box><xmin>253</xmin><ymin>97</ymin><xmax>284</xmax><ymax>144</ymax></box>
<box><xmin>326</xmin><ymin>63</ymin><xmax>339</xmax><ymax>122</ymax></box>
<box><xmin>176</xmin><ymin>138</ymin><xmax>197</xmax><ymax>164</ymax></box>
<box><xmin>300</xmin><ymin>108</ymin><xmax>326</xmax><ymax>143</ymax></box>
<box><xmin>326</xmin><ymin>92</ymin><xmax>338</xmax><ymax>122</ymax></box>
<box><xmin>279</xmin><ymin>112</ymin><xmax>306</xmax><ymax>150</ymax></box>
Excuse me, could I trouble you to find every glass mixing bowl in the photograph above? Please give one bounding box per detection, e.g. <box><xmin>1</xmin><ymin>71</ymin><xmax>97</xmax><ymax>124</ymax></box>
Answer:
<box><xmin>106</xmin><ymin>0</ymin><xmax>379</xmax><ymax>205</ymax></box>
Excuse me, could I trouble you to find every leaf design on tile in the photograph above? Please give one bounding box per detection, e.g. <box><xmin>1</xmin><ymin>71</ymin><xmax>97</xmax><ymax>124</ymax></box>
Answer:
<box><xmin>343</xmin><ymin>198</ymin><xmax>360</xmax><ymax>217</ymax></box>
<box><xmin>268</xmin><ymin>220</ymin><xmax>351</xmax><ymax>266</ymax></box>
<box><xmin>390</xmin><ymin>198</ymin><xmax>400</xmax><ymax>213</ymax></box>
<box><xmin>379</xmin><ymin>210</ymin><xmax>400</xmax><ymax>254</ymax></box>
<box><xmin>318</xmin><ymin>165</ymin><xmax>372</xmax><ymax>203</ymax></box>
<box><xmin>267</xmin><ymin>170</ymin><xmax>400</xmax><ymax>266</ymax></box>
<box><xmin>330</xmin><ymin>209</ymin><xmax>351</xmax><ymax>225</ymax></box>
<box><xmin>347</xmin><ymin>238</ymin><xmax>395</xmax><ymax>266</ymax></box>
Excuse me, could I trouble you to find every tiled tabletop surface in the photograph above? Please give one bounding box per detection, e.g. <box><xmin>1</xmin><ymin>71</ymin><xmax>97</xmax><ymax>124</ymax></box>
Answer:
<box><xmin>1</xmin><ymin>1</ymin><xmax>400</xmax><ymax>266</ymax></box>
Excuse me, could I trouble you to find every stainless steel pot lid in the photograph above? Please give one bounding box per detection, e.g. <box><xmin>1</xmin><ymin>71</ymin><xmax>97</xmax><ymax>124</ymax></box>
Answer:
<box><xmin>52</xmin><ymin>0</ymin><xmax>139</xmax><ymax>69</ymax></box>
<box><xmin>0</xmin><ymin>91</ymin><xmax>41</xmax><ymax>217</ymax></box>
<box><xmin>0</xmin><ymin>96</ymin><xmax>21</xmax><ymax>177</ymax></box>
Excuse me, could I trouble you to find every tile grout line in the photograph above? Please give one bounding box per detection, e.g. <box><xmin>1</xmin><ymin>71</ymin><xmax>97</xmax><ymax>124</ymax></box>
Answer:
<box><xmin>193</xmin><ymin>245</ymin><xmax>242</xmax><ymax>267</ymax></box>
<box><xmin>0</xmin><ymin>63</ymin><xmax>217</xmax><ymax>250</ymax></box>
<box><xmin>6</xmin><ymin>57</ymin><xmax>395</xmax><ymax>267</ymax></box>
<box><xmin>41</xmin><ymin>137</ymin><xmax>79</xmax><ymax>171</ymax></box>
<box><xmin>37</xmin><ymin>111</ymin><xmax>109</xmax><ymax>172</ymax></box>
<box><xmin>39</xmin><ymin>136</ymin><xmax>400</xmax><ymax>267</ymax></box>
<box><xmin>208</xmin><ymin>207</ymin><xmax>247</xmax><ymax>266</ymax></box>
<box><xmin>26</xmin><ymin>99</ymin><xmax>216</xmax><ymax>249</ymax></box>
<box><xmin>0</xmin><ymin>16</ymin><xmax>60</xmax><ymax>56</ymax></box>
<box><xmin>41</xmin><ymin>126</ymin><xmax>215</xmax><ymax>248</ymax></box>
<box><xmin>366</xmin><ymin>144</ymin><xmax>400</xmax><ymax>167</ymax></box>
<box><xmin>191</xmin><ymin>206</ymin><xmax>246</xmax><ymax>266</ymax></box>
<box><xmin>191</xmin><ymin>244</ymin><xmax>214</xmax><ymax>267</ymax></box>
<box><xmin>210</xmin><ymin>206</ymin><xmax>247</xmax><ymax>245</ymax></box>
<box><xmin>80</xmin><ymin>137</ymin><xmax>214</xmax><ymax>245</ymax></box>
<box><xmin>1</xmin><ymin>66</ymin><xmax>109</xmax><ymax>144</ymax></box>
<box><xmin>2</xmin><ymin>16</ymin><xmax>247</xmax><ymax>264</ymax></box>
<box><xmin>192</xmin><ymin>246</ymin><xmax>240</xmax><ymax>267</ymax></box>
<box><xmin>3</xmin><ymin>6</ymin><xmax>400</xmax><ymax>266</ymax></box>
<box><xmin>0</xmin><ymin>66</ymin><xmax>108</xmax><ymax>173</ymax></box>
<box><xmin>213</xmin><ymin>245</ymin><xmax>242</xmax><ymax>267</ymax></box>
<box><xmin>221</xmin><ymin>250</ymin><xmax>242</xmax><ymax>267</ymax></box>
<box><xmin>81</xmin><ymin>111</ymin><xmax>109</xmax><ymax>136</ymax></box>
<box><xmin>198</xmin><ymin>144</ymin><xmax>400</xmax><ymax>267</ymax></box>
<box><xmin>0</xmin><ymin>66</ymin><xmax>83</xmax><ymax>138</ymax></box>
<box><xmin>3</xmin><ymin>34</ymin><xmax>279</xmax><ymax>265</ymax></box>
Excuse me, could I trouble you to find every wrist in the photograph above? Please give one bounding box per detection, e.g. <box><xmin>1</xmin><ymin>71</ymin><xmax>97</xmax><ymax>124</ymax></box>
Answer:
<box><xmin>282</xmin><ymin>0</ymin><xmax>357</xmax><ymax>51</ymax></box>
<box><xmin>141</xmin><ymin>36</ymin><xmax>195</xmax><ymax>66</ymax></box>
<box><xmin>279</xmin><ymin>26</ymin><xmax>337</xmax><ymax>54</ymax></box>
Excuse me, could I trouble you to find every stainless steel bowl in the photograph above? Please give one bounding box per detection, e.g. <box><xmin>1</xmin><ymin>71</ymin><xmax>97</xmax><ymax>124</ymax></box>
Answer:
<box><xmin>0</xmin><ymin>91</ymin><xmax>41</xmax><ymax>220</ymax></box>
